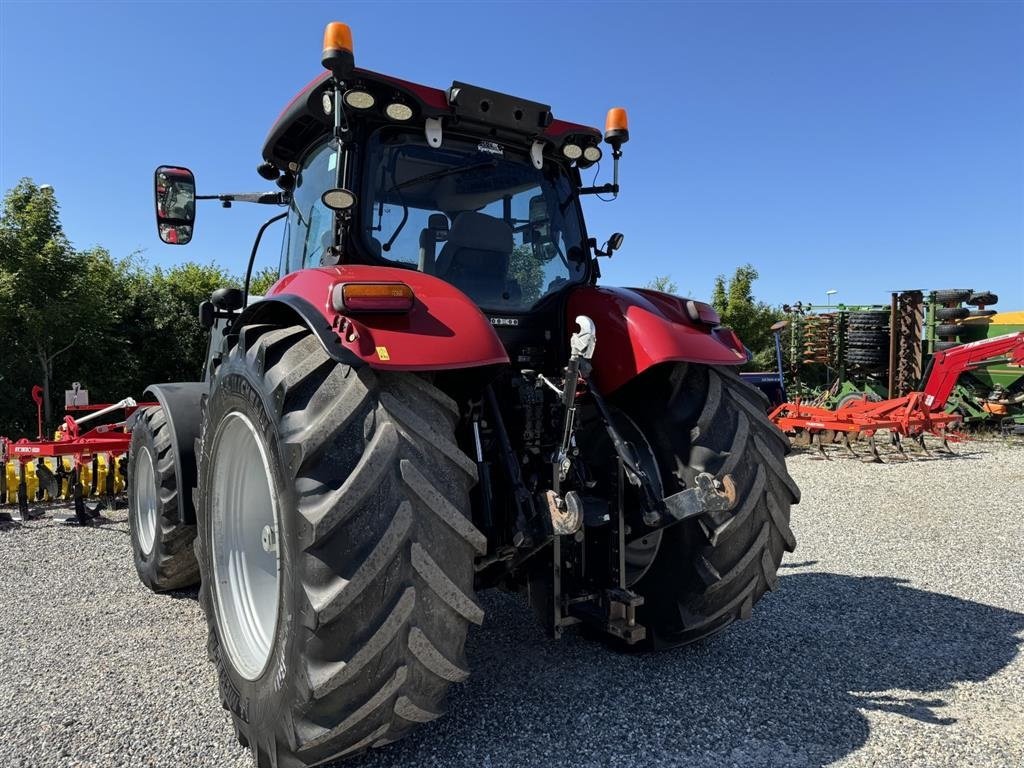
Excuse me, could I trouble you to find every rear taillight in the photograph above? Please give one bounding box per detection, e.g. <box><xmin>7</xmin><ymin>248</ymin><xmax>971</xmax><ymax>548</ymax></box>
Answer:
<box><xmin>332</xmin><ymin>282</ymin><xmax>414</xmax><ymax>313</ymax></box>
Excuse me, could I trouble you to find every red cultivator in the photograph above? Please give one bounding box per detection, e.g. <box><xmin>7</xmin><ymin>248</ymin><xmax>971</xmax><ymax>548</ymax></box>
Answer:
<box><xmin>770</xmin><ymin>392</ymin><xmax>960</xmax><ymax>461</ymax></box>
<box><xmin>771</xmin><ymin>331</ymin><xmax>1024</xmax><ymax>461</ymax></box>
<box><xmin>1</xmin><ymin>388</ymin><xmax>152</xmax><ymax>525</ymax></box>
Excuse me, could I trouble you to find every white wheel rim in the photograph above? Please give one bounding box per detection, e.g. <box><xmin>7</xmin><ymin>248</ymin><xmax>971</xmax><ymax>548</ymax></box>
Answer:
<box><xmin>133</xmin><ymin>446</ymin><xmax>158</xmax><ymax>556</ymax></box>
<box><xmin>210</xmin><ymin>412</ymin><xmax>281</xmax><ymax>681</ymax></box>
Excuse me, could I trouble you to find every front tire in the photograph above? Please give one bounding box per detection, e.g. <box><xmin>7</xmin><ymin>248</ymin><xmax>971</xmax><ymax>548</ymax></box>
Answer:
<box><xmin>196</xmin><ymin>324</ymin><xmax>483</xmax><ymax>767</ymax></box>
<box><xmin>622</xmin><ymin>363</ymin><xmax>800</xmax><ymax>649</ymax></box>
<box><xmin>127</xmin><ymin>406</ymin><xmax>199</xmax><ymax>592</ymax></box>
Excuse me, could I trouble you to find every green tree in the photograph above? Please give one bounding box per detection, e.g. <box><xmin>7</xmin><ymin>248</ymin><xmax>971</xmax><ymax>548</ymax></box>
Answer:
<box><xmin>645</xmin><ymin>275</ymin><xmax>679</xmax><ymax>294</ymax></box>
<box><xmin>118</xmin><ymin>261</ymin><xmax>239</xmax><ymax>388</ymax></box>
<box><xmin>0</xmin><ymin>178</ymin><xmax>265</xmax><ymax>438</ymax></box>
<box><xmin>249</xmin><ymin>266</ymin><xmax>279</xmax><ymax>296</ymax></box>
<box><xmin>0</xmin><ymin>179</ymin><xmax>128</xmax><ymax>432</ymax></box>
<box><xmin>509</xmin><ymin>244</ymin><xmax>544</xmax><ymax>305</ymax></box>
<box><xmin>711</xmin><ymin>264</ymin><xmax>783</xmax><ymax>369</ymax></box>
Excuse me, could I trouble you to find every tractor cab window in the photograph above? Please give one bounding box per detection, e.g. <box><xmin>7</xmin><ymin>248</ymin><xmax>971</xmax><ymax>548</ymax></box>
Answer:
<box><xmin>281</xmin><ymin>141</ymin><xmax>337</xmax><ymax>275</ymax></box>
<box><xmin>361</xmin><ymin>131</ymin><xmax>587</xmax><ymax>311</ymax></box>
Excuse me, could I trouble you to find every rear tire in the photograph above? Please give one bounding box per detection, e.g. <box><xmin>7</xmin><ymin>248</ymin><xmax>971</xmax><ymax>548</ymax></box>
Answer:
<box><xmin>935</xmin><ymin>306</ymin><xmax>969</xmax><ymax>321</ymax></box>
<box><xmin>621</xmin><ymin>364</ymin><xmax>800</xmax><ymax>648</ymax></box>
<box><xmin>967</xmin><ymin>291</ymin><xmax>997</xmax><ymax>307</ymax></box>
<box><xmin>196</xmin><ymin>324</ymin><xmax>483</xmax><ymax>767</ymax></box>
<box><xmin>127</xmin><ymin>406</ymin><xmax>199</xmax><ymax>592</ymax></box>
<box><xmin>934</xmin><ymin>288</ymin><xmax>972</xmax><ymax>303</ymax></box>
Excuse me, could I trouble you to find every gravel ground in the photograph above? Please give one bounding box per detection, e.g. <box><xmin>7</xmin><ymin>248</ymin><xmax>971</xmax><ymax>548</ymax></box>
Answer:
<box><xmin>1</xmin><ymin>438</ymin><xmax>1022</xmax><ymax>768</ymax></box>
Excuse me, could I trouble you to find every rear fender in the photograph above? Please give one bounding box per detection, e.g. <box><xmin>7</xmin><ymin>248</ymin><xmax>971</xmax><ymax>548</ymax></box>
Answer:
<box><xmin>141</xmin><ymin>383</ymin><xmax>205</xmax><ymax>525</ymax></box>
<box><xmin>568</xmin><ymin>286</ymin><xmax>748</xmax><ymax>394</ymax></box>
<box><xmin>237</xmin><ymin>265</ymin><xmax>508</xmax><ymax>371</ymax></box>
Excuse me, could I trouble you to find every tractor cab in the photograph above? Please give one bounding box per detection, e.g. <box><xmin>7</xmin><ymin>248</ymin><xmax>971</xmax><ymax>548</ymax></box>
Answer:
<box><xmin>152</xmin><ymin>22</ymin><xmax>635</xmax><ymax>381</ymax></box>
<box><xmin>258</xmin><ymin>24</ymin><xmax>626</xmax><ymax>321</ymax></box>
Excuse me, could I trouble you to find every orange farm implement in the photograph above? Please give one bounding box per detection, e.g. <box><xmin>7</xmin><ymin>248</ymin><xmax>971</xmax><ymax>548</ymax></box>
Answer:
<box><xmin>770</xmin><ymin>331</ymin><xmax>1024</xmax><ymax>462</ymax></box>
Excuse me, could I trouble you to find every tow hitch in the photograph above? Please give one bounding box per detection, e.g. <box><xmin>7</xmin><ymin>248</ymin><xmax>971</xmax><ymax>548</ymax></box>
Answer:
<box><xmin>544</xmin><ymin>317</ymin><xmax>737</xmax><ymax>643</ymax></box>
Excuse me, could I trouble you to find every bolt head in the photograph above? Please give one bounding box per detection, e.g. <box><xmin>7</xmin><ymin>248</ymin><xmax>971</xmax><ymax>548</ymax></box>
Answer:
<box><xmin>261</xmin><ymin>525</ymin><xmax>277</xmax><ymax>553</ymax></box>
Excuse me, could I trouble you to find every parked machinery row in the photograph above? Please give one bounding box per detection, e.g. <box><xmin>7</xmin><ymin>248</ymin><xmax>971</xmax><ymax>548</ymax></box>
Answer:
<box><xmin>780</xmin><ymin>287</ymin><xmax>1019</xmax><ymax>432</ymax></box>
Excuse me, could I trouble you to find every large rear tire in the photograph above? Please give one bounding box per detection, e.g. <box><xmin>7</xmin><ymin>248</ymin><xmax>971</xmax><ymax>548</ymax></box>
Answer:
<box><xmin>196</xmin><ymin>324</ymin><xmax>483</xmax><ymax>767</ymax></box>
<box><xmin>622</xmin><ymin>363</ymin><xmax>800</xmax><ymax>649</ymax></box>
<box><xmin>127</xmin><ymin>405</ymin><xmax>199</xmax><ymax>592</ymax></box>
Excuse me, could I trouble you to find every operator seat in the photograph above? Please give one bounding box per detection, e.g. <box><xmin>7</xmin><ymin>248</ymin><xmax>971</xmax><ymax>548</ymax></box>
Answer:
<box><xmin>435</xmin><ymin>212</ymin><xmax>515</xmax><ymax>305</ymax></box>
<box><xmin>418</xmin><ymin>213</ymin><xmax>449</xmax><ymax>274</ymax></box>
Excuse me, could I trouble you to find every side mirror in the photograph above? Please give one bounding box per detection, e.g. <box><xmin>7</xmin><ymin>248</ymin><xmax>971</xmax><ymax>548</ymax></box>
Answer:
<box><xmin>592</xmin><ymin>232</ymin><xmax>624</xmax><ymax>257</ymax></box>
<box><xmin>199</xmin><ymin>288</ymin><xmax>244</xmax><ymax>330</ymax></box>
<box><xmin>154</xmin><ymin>165</ymin><xmax>196</xmax><ymax>245</ymax></box>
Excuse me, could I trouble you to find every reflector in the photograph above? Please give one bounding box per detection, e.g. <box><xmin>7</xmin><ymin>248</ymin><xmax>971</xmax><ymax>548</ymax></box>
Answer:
<box><xmin>333</xmin><ymin>283</ymin><xmax>415</xmax><ymax>313</ymax></box>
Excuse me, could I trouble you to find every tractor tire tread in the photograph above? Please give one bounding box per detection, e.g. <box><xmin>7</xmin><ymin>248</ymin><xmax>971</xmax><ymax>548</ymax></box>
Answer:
<box><xmin>625</xmin><ymin>363</ymin><xmax>799</xmax><ymax>650</ymax></box>
<box><xmin>197</xmin><ymin>324</ymin><xmax>481</xmax><ymax>767</ymax></box>
<box><xmin>128</xmin><ymin>406</ymin><xmax>200</xmax><ymax>592</ymax></box>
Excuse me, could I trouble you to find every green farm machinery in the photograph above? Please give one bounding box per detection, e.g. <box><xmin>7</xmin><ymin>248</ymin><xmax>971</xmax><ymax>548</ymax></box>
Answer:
<box><xmin>779</xmin><ymin>289</ymin><xmax>1023</xmax><ymax>433</ymax></box>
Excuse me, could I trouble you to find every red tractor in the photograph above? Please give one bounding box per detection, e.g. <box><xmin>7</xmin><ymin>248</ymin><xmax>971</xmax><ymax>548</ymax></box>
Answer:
<box><xmin>130</xmin><ymin>22</ymin><xmax>799</xmax><ymax>767</ymax></box>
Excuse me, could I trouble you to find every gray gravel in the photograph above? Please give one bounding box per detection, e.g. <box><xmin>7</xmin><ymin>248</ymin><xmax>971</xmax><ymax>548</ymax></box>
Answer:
<box><xmin>1</xmin><ymin>439</ymin><xmax>1022</xmax><ymax>768</ymax></box>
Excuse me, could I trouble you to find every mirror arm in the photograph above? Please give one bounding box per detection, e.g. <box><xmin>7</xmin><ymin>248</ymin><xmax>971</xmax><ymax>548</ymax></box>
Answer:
<box><xmin>243</xmin><ymin>211</ymin><xmax>289</xmax><ymax>306</ymax></box>
<box><xmin>196</xmin><ymin>192</ymin><xmax>287</xmax><ymax>205</ymax></box>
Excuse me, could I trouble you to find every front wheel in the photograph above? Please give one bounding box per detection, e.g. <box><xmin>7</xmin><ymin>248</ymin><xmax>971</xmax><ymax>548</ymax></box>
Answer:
<box><xmin>127</xmin><ymin>405</ymin><xmax>199</xmax><ymax>592</ymax></box>
<box><xmin>195</xmin><ymin>324</ymin><xmax>483</xmax><ymax>767</ymax></box>
<box><xmin>620</xmin><ymin>363</ymin><xmax>800</xmax><ymax>648</ymax></box>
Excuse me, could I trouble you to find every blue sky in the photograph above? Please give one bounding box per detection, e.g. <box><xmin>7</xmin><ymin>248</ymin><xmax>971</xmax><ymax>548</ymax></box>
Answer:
<box><xmin>1</xmin><ymin>1</ymin><xmax>1022</xmax><ymax>310</ymax></box>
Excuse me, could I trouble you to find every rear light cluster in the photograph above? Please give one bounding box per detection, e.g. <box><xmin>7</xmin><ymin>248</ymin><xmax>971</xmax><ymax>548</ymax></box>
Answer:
<box><xmin>331</xmin><ymin>282</ymin><xmax>414</xmax><ymax>313</ymax></box>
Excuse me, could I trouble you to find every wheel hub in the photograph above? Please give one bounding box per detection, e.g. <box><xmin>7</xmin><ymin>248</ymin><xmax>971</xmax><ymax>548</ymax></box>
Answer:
<box><xmin>210</xmin><ymin>412</ymin><xmax>281</xmax><ymax>681</ymax></box>
<box><xmin>132</xmin><ymin>446</ymin><xmax>158</xmax><ymax>556</ymax></box>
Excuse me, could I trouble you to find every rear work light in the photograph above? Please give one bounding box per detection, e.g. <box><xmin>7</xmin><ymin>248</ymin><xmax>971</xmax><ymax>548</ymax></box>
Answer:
<box><xmin>332</xmin><ymin>282</ymin><xmax>414</xmax><ymax>313</ymax></box>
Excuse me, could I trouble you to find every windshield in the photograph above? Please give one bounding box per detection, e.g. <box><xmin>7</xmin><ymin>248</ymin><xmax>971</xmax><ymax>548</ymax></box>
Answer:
<box><xmin>361</xmin><ymin>131</ymin><xmax>587</xmax><ymax>311</ymax></box>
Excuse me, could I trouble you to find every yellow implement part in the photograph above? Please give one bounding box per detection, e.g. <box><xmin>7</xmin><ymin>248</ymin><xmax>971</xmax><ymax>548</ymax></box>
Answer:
<box><xmin>1</xmin><ymin>454</ymin><xmax>126</xmax><ymax>504</ymax></box>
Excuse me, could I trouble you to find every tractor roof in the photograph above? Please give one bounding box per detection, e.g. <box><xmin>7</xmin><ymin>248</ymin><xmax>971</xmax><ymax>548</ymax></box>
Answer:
<box><xmin>262</xmin><ymin>68</ymin><xmax>602</xmax><ymax>172</ymax></box>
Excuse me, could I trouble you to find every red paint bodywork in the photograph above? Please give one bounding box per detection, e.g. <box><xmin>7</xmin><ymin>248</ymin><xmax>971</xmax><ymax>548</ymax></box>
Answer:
<box><xmin>567</xmin><ymin>286</ymin><xmax>748</xmax><ymax>394</ymax></box>
<box><xmin>267</xmin><ymin>266</ymin><xmax>508</xmax><ymax>371</ymax></box>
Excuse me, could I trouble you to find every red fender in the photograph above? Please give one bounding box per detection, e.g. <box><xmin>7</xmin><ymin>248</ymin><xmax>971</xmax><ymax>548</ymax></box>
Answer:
<box><xmin>567</xmin><ymin>286</ymin><xmax>748</xmax><ymax>394</ymax></box>
<box><xmin>267</xmin><ymin>265</ymin><xmax>508</xmax><ymax>371</ymax></box>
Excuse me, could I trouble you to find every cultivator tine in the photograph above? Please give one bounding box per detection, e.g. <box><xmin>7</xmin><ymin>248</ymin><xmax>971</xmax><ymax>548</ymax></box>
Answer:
<box><xmin>861</xmin><ymin>435</ymin><xmax>884</xmax><ymax>463</ymax></box>
<box><xmin>104</xmin><ymin>454</ymin><xmax>116</xmax><ymax>503</ymax></box>
<box><xmin>891</xmin><ymin>433</ymin><xmax>911</xmax><ymax>461</ymax></box>
<box><xmin>16</xmin><ymin>462</ymin><xmax>29</xmax><ymax>520</ymax></box>
<box><xmin>64</xmin><ymin>464</ymin><xmax>108</xmax><ymax>527</ymax></box>
<box><xmin>36</xmin><ymin>460</ymin><xmax>59</xmax><ymax>500</ymax></box>
<box><xmin>932</xmin><ymin>429</ymin><xmax>955</xmax><ymax>455</ymax></box>
<box><xmin>841</xmin><ymin>432</ymin><xmax>858</xmax><ymax>458</ymax></box>
<box><xmin>915</xmin><ymin>434</ymin><xmax>931</xmax><ymax>457</ymax></box>
<box><xmin>810</xmin><ymin>432</ymin><xmax>831</xmax><ymax>460</ymax></box>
